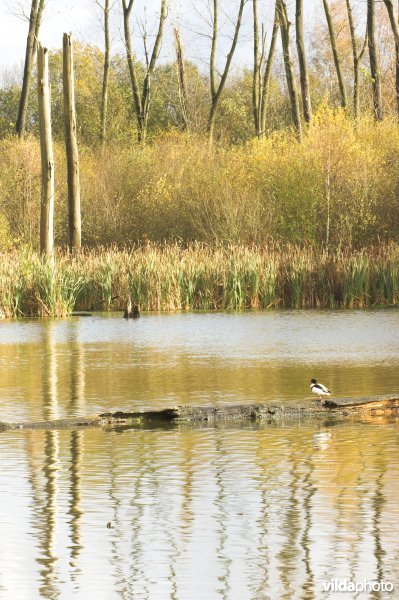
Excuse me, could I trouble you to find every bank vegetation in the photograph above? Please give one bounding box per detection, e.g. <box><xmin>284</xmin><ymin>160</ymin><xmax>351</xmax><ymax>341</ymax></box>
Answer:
<box><xmin>0</xmin><ymin>242</ymin><xmax>398</xmax><ymax>317</ymax></box>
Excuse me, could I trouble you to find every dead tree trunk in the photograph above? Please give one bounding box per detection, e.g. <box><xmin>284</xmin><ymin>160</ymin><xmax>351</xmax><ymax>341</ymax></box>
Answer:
<box><xmin>295</xmin><ymin>0</ymin><xmax>312</xmax><ymax>123</ymax></box>
<box><xmin>346</xmin><ymin>0</ymin><xmax>367</xmax><ymax>120</ymax></box>
<box><xmin>277</xmin><ymin>0</ymin><xmax>302</xmax><ymax>141</ymax></box>
<box><xmin>16</xmin><ymin>0</ymin><xmax>45</xmax><ymax>137</ymax></box>
<box><xmin>207</xmin><ymin>0</ymin><xmax>246</xmax><ymax>142</ymax></box>
<box><xmin>63</xmin><ymin>34</ymin><xmax>81</xmax><ymax>252</ymax></box>
<box><xmin>122</xmin><ymin>0</ymin><xmax>167</xmax><ymax>143</ymax></box>
<box><xmin>37</xmin><ymin>44</ymin><xmax>54</xmax><ymax>257</ymax></box>
<box><xmin>322</xmin><ymin>0</ymin><xmax>347</xmax><ymax>109</ymax></box>
<box><xmin>383</xmin><ymin>0</ymin><xmax>399</xmax><ymax>117</ymax></box>
<box><xmin>100</xmin><ymin>0</ymin><xmax>111</xmax><ymax>145</ymax></box>
<box><xmin>367</xmin><ymin>0</ymin><xmax>383</xmax><ymax>120</ymax></box>
<box><xmin>173</xmin><ymin>26</ymin><xmax>189</xmax><ymax>131</ymax></box>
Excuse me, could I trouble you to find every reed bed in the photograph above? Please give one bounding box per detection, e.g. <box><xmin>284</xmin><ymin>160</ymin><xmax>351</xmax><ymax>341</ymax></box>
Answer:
<box><xmin>0</xmin><ymin>243</ymin><xmax>398</xmax><ymax>317</ymax></box>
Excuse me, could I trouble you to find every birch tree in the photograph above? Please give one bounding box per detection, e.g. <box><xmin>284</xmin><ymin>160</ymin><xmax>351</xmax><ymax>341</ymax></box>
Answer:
<box><xmin>252</xmin><ymin>0</ymin><xmax>279</xmax><ymax>137</ymax></box>
<box><xmin>95</xmin><ymin>0</ymin><xmax>112</xmax><ymax>145</ymax></box>
<box><xmin>122</xmin><ymin>0</ymin><xmax>167</xmax><ymax>143</ymax></box>
<box><xmin>277</xmin><ymin>0</ymin><xmax>302</xmax><ymax>140</ymax></box>
<box><xmin>295</xmin><ymin>0</ymin><xmax>311</xmax><ymax>123</ymax></box>
<box><xmin>207</xmin><ymin>0</ymin><xmax>247</xmax><ymax>142</ymax></box>
<box><xmin>367</xmin><ymin>0</ymin><xmax>383</xmax><ymax>120</ymax></box>
<box><xmin>322</xmin><ymin>0</ymin><xmax>347</xmax><ymax>108</ymax></box>
<box><xmin>345</xmin><ymin>0</ymin><xmax>367</xmax><ymax>120</ymax></box>
<box><xmin>173</xmin><ymin>26</ymin><xmax>189</xmax><ymax>131</ymax></box>
<box><xmin>383</xmin><ymin>0</ymin><xmax>399</xmax><ymax>117</ymax></box>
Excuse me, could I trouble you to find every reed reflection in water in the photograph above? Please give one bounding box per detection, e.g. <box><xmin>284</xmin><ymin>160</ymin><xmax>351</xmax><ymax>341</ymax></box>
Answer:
<box><xmin>0</xmin><ymin>420</ymin><xmax>399</xmax><ymax>599</ymax></box>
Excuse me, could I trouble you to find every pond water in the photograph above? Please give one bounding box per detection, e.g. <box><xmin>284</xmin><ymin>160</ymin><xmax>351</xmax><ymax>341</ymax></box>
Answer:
<box><xmin>0</xmin><ymin>310</ymin><xmax>399</xmax><ymax>599</ymax></box>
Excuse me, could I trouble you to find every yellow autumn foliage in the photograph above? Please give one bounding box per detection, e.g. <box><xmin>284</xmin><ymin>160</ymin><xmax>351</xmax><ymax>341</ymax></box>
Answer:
<box><xmin>0</xmin><ymin>108</ymin><xmax>399</xmax><ymax>248</ymax></box>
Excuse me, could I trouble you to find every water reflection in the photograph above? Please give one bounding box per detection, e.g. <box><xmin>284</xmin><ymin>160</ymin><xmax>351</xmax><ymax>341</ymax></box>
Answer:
<box><xmin>26</xmin><ymin>322</ymin><xmax>86</xmax><ymax>599</ymax></box>
<box><xmin>68</xmin><ymin>431</ymin><xmax>83</xmax><ymax>582</ymax></box>
<box><xmin>0</xmin><ymin>311</ymin><xmax>399</xmax><ymax>597</ymax></box>
<box><xmin>1</xmin><ymin>420</ymin><xmax>399</xmax><ymax>598</ymax></box>
<box><xmin>300</xmin><ymin>456</ymin><xmax>316</xmax><ymax>599</ymax></box>
<box><xmin>1</xmin><ymin>310</ymin><xmax>399</xmax><ymax>422</ymax></box>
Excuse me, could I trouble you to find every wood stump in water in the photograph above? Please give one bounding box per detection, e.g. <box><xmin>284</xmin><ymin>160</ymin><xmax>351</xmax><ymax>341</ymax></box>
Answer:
<box><xmin>123</xmin><ymin>298</ymin><xmax>140</xmax><ymax>319</ymax></box>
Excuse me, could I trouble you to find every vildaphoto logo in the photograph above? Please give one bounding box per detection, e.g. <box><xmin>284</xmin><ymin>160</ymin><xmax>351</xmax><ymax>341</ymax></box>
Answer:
<box><xmin>321</xmin><ymin>579</ymin><xmax>394</xmax><ymax>595</ymax></box>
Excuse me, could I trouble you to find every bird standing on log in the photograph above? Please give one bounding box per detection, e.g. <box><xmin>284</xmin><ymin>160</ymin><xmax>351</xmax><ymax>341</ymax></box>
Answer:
<box><xmin>310</xmin><ymin>379</ymin><xmax>331</xmax><ymax>401</ymax></box>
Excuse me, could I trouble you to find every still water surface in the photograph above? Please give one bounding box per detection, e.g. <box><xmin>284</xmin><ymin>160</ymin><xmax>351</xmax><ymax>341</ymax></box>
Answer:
<box><xmin>0</xmin><ymin>310</ymin><xmax>399</xmax><ymax>599</ymax></box>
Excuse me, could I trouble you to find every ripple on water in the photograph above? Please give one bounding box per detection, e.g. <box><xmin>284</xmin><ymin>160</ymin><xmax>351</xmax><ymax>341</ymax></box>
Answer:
<box><xmin>0</xmin><ymin>312</ymin><xmax>399</xmax><ymax>597</ymax></box>
<box><xmin>2</xmin><ymin>421</ymin><xmax>399</xmax><ymax>598</ymax></box>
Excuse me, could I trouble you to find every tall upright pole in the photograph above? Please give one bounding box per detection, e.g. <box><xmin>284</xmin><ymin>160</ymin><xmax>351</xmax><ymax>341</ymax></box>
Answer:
<box><xmin>17</xmin><ymin>0</ymin><xmax>45</xmax><ymax>137</ymax></box>
<box><xmin>63</xmin><ymin>33</ymin><xmax>81</xmax><ymax>251</ymax></box>
<box><xmin>37</xmin><ymin>43</ymin><xmax>54</xmax><ymax>257</ymax></box>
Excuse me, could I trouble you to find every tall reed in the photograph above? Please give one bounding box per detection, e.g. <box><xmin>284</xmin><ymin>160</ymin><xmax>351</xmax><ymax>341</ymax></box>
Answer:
<box><xmin>0</xmin><ymin>244</ymin><xmax>398</xmax><ymax>317</ymax></box>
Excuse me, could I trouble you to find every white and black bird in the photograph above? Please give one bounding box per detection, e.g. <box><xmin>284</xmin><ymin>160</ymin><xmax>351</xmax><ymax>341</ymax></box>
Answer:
<box><xmin>310</xmin><ymin>379</ymin><xmax>331</xmax><ymax>401</ymax></box>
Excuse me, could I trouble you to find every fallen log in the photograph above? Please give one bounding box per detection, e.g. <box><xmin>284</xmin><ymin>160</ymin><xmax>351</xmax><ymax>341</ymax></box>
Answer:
<box><xmin>0</xmin><ymin>395</ymin><xmax>398</xmax><ymax>431</ymax></box>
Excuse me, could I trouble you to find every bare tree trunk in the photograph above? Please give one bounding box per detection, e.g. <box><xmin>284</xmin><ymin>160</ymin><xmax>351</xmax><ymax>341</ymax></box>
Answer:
<box><xmin>346</xmin><ymin>0</ymin><xmax>367</xmax><ymax>120</ymax></box>
<box><xmin>63</xmin><ymin>34</ymin><xmax>81</xmax><ymax>252</ymax></box>
<box><xmin>368</xmin><ymin>0</ymin><xmax>383</xmax><ymax>120</ymax></box>
<box><xmin>252</xmin><ymin>0</ymin><xmax>261</xmax><ymax>135</ymax></box>
<box><xmin>260</xmin><ymin>2</ymin><xmax>279</xmax><ymax>138</ymax></box>
<box><xmin>396</xmin><ymin>1</ymin><xmax>399</xmax><ymax>117</ymax></box>
<box><xmin>277</xmin><ymin>0</ymin><xmax>302</xmax><ymax>140</ymax></box>
<box><xmin>122</xmin><ymin>0</ymin><xmax>167</xmax><ymax>143</ymax></box>
<box><xmin>322</xmin><ymin>0</ymin><xmax>347</xmax><ymax>109</ymax></box>
<box><xmin>16</xmin><ymin>0</ymin><xmax>45</xmax><ymax>137</ymax></box>
<box><xmin>37</xmin><ymin>44</ymin><xmax>54</xmax><ymax>257</ymax></box>
<box><xmin>100</xmin><ymin>0</ymin><xmax>111</xmax><ymax>145</ymax></box>
<box><xmin>122</xmin><ymin>0</ymin><xmax>142</xmax><ymax>137</ymax></box>
<box><xmin>383</xmin><ymin>0</ymin><xmax>399</xmax><ymax>45</ymax></box>
<box><xmin>207</xmin><ymin>0</ymin><xmax>246</xmax><ymax>142</ymax></box>
<box><xmin>173</xmin><ymin>26</ymin><xmax>189</xmax><ymax>131</ymax></box>
<box><xmin>383</xmin><ymin>0</ymin><xmax>399</xmax><ymax>117</ymax></box>
<box><xmin>33</xmin><ymin>1</ymin><xmax>45</xmax><ymax>59</ymax></box>
<box><xmin>140</xmin><ymin>0</ymin><xmax>167</xmax><ymax>140</ymax></box>
<box><xmin>397</xmin><ymin>1</ymin><xmax>399</xmax><ymax>117</ymax></box>
<box><xmin>295</xmin><ymin>0</ymin><xmax>312</xmax><ymax>123</ymax></box>
<box><xmin>396</xmin><ymin>40</ymin><xmax>399</xmax><ymax>118</ymax></box>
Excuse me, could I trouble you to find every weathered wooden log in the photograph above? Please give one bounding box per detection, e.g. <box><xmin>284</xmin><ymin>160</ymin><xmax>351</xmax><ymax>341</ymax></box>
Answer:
<box><xmin>0</xmin><ymin>396</ymin><xmax>398</xmax><ymax>432</ymax></box>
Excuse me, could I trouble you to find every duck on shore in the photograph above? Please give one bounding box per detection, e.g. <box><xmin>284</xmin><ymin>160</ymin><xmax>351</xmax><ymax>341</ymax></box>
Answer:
<box><xmin>123</xmin><ymin>298</ymin><xmax>140</xmax><ymax>319</ymax></box>
<box><xmin>310</xmin><ymin>378</ymin><xmax>331</xmax><ymax>401</ymax></box>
